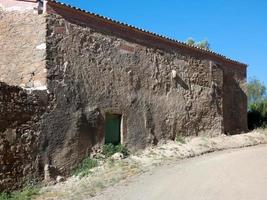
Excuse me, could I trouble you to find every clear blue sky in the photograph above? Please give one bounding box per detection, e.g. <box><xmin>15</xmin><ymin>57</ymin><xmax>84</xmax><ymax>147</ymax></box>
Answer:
<box><xmin>60</xmin><ymin>0</ymin><xmax>267</xmax><ymax>85</ymax></box>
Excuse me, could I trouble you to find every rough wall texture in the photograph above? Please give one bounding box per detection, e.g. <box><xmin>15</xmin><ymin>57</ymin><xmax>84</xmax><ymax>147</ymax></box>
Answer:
<box><xmin>0</xmin><ymin>10</ymin><xmax>47</xmax><ymax>89</ymax></box>
<box><xmin>0</xmin><ymin>3</ymin><xmax>247</xmax><ymax>191</ymax></box>
<box><xmin>0</xmin><ymin>82</ymin><xmax>49</xmax><ymax>191</ymax></box>
<box><xmin>0</xmin><ymin>0</ymin><xmax>38</xmax><ymax>12</ymax></box>
<box><xmin>0</xmin><ymin>9</ymin><xmax>49</xmax><ymax>191</ymax></box>
<box><xmin>41</xmin><ymin>13</ymin><xmax>226</xmax><ymax>173</ymax></box>
<box><xmin>223</xmin><ymin>66</ymin><xmax>247</xmax><ymax>134</ymax></box>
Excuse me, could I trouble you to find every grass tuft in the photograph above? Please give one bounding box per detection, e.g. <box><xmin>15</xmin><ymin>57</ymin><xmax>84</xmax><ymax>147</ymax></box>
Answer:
<box><xmin>102</xmin><ymin>144</ymin><xmax>129</xmax><ymax>158</ymax></box>
<box><xmin>72</xmin><ymin>144</ymin><xmax>129</xmax><ymax>178</ymax></box>
<box><xmin>0</xmin><ymin>193</ymin><xmax>9</xmax><ymax>200</ymax></box>
<box><xmin>176</xmin><ymin>135</ymin><xmax>186</xmax><ymax>144</ymax></box>
<box><xmin>0</xmin><ymin>186</ymin><xmax>40</xmax><ymax>200</ymax></box>
<box><xmin>72</xmin><ymin>157</ymin><xmax>98</xmax><ymax>177</ymax></box>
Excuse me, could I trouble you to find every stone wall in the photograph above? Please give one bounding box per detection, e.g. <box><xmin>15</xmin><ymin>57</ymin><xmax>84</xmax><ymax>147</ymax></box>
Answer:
<box><xmin>0</xmin><ymin>82</ymin><xmax>49</xmax><ymax>191</ymax></box>
<box><xmin>0</xmin><ymin>2</ymin><xmax>247</xmax><ymax>191</ymax></box>
<box><xmin>41</xmin><ymin>12</ymin><xmax>226</xmax><ymax>173</ymax></box>
<box><xmin>223</xmin><ymin>65</ymin><xmax>247</xmax><ymax>134</ymax></box>
<box><xmin>0</xmin><ymin>0</ymin><xmax>38</xmax><ymax>12</ymax></box>
<box><xmin>0</xmin><ymin>10</ymin><xmax>47</xmax><ymax>89</ymax></box>
<box><xmin>0</xmin><ymin>9</ymin><xmax>49</xmax><ymax>191</ymax></box>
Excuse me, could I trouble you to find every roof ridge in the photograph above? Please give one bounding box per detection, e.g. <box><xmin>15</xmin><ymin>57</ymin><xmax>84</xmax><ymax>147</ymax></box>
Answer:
<box><xmin>47</xmin><ymin>0</ymin><xmax>247</xmax><ymax>67</ymax></box>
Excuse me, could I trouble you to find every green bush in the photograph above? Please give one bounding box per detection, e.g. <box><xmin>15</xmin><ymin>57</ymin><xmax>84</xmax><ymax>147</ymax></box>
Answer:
<box><xmin>176</xmin><ymin>135</ymin><xmax>186</xmax><ymax>144</ymax></box>
<box><xmin>0</xmin><ymin>193</ymin><xmax>9</xmax><ymax>200</ymax></box>
<box><xmin>0</xmin><ymin>186</ymin><xmax>40</xmax><ymax>200</ymax></box>
<box><xmin>72</xmin><ymin>157</ymin><xmax>98</xmax><ymax>177</ymax></box>
<box><xmin>248</xmin><ymin>100</ymin><xmax>267</xmax><ymax>130</ymax></box>
<box><xmin>72</xmin><ymin>144</ymin><xmax>129</xmax><ymax>177</ymax></box>
<box><xmin>102</xmin><ymin>144</ymin><xmax>129</xmax><ymax>158</ymax></box>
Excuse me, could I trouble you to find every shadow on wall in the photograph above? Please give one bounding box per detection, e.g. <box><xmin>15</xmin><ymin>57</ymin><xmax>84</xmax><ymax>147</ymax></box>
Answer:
<box><xmin>39</xmin><ymin>105</ymin><xmax>105</xmax><ymax>176</ymax></box>
<box><xmin>0</xmin><ymin>82</ymin><xmax>48</xmax><ymax>191</ymax></box>
<box><xmin>77</xmin><ymin>108</ymin><xmax>104</xmax><ymax>156</ymax></box>
<box><xmin>175</xmin><ymin>75</ymin><xmax>189</xmax><ymax>90</ymax></box>
<box><xmin>223</xmin><ymin>72</ymin><xmax>247</xmax><ymax>134</ymax></box>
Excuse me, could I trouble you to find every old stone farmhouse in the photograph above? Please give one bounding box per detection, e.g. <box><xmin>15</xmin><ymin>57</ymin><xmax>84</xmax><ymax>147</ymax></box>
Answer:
<box><xmin>0</xmin><ymin>0</ymin><xmax>247</xmax><ymax>191</ymax></box>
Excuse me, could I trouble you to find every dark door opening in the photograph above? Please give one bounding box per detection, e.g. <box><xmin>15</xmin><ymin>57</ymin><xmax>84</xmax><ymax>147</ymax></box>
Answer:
<box><xmin>104</xmin><ymin>114</ymin><xmax>121</xmax><ymax>145</ymax></box>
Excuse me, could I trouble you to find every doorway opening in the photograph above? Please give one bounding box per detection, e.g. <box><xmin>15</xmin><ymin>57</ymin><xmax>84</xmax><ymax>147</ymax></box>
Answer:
<box><xmin>104</xmin><ymin>114</ymin><xmax>122</xmax><ymax>145</ymax></box>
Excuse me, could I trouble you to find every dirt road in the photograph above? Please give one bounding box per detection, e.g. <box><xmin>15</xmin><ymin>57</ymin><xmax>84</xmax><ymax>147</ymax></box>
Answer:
<box><xmin>91</xmin><ymin>145</ymin><xmax>267</xmax><ymax>200</ymax></box>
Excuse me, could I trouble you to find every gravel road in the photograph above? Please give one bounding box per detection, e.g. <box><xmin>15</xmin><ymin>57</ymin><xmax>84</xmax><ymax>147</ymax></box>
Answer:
<box><xmin>91</xmin><ymin>145</ymin><xmax>267</xmax><ymax>200</ymax></box>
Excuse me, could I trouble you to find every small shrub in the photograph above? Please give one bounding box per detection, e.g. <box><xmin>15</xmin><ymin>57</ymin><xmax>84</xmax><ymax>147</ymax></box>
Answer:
<box><xmin>0</xmin><ymin>193</ymin><xmax>9</xmax><ymax>200</ymax></box>
<box><xmin>13</xmin><ymin>186</ymin><xmax>40</xmax><ymax>200</ymax></box>
<box><xmin>0</xmin><ymin>186</ymin><xmax>40</xmax><ymax>200</ymax></box>
<box><xmin>72</xmin><ymin>157</ymin><xmax>98</xmax><ymax>177</ymax></box>
<box><xmin>248</xmin><ymin>100</ymin><xmax>267</xmax><ymax>130</ymax></box>
<box><xmin>176</xmin><ymin>135</ymin><xmax>186</xmax><ymax>144</ymax></box>
<box><xmin>102</xmin><ymin>144</ymin><xmax>129</xmax><ymax>157</ymax></box>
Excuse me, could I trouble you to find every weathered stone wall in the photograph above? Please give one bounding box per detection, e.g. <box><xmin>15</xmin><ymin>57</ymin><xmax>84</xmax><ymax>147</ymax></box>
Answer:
<box><xmin>223</xmin><ymin>65</ymin><xmax>247</xmax><ymax>134</ymax></box>
<box><xmin>0</xmin><ymin>10</ymin><xmax>47</xmax><ymax>89</ymax></box>
<box><xmin>41</xmin><ymin>12</ymin><xmax>226</xmax><ymax>173</ymax></box>
<box><xmin>0</xmin><ymin>82</ymin><xmax>49</xmax><ymax>191</ymax></box>
<box><xmin>0</xmin><ymin>2</ymin><xmax>247</xmax><ymax>191</ymax></box>
<box><xmin>0</xmin><ymin>10</ymin><xmax>49</xmax><ymax>191</ymax></box>
<box><xmin>0</xmin><ymin>0</ymin><xmax>38</xmax><ymax>12</ymax></box>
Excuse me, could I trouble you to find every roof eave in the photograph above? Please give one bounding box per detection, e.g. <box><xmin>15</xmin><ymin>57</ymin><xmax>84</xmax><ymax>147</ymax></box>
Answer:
<box><xmin>46</xmin><ymin>0</ymin><xmax>248</xmax><ymax>68</ymax></box>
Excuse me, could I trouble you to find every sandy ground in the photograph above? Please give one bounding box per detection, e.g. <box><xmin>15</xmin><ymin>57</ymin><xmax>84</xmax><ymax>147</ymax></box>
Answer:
<box><xmin>91</xmin><ymin>144</ymin><xmax>267</xmax><ymax>200</ymax></box>
<box><xmin>36</xmin><ymin>129</ymin><xmax>267</xmax><ymax>200</ymax></box>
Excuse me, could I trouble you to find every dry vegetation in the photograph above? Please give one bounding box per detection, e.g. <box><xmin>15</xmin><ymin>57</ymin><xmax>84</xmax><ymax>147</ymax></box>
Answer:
<box><xmin>33</xmin><ymin>129</ymin><xmax>267</xmax><ymax>200</ymax></box>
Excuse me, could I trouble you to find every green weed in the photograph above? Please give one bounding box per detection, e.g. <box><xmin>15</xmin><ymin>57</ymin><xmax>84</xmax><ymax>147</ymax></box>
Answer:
<box><xmin>102</xmin><ymin>144</ymin><xmax>129</xmax><ymax>157</ymax></box>
<box><xmin>176</xmin><ymin>135</ymin><xmax>186</xmax><ymax>144</ymax></box>
<box><xmin>0</xmin><ymin>186</ymin><xmax>40</xmax><ymax>200</ymax></box>
<box><xmin>72</xmin><ymin>157</ymin><xmax>98</xmax><ymax>177</ymax></box>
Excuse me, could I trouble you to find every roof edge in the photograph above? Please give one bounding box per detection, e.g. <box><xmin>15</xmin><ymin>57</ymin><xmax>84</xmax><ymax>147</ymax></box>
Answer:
<box><xmin>47</xmin><ymin>0</ymin><xmax>247</xmax><ymax>68</ymax></box>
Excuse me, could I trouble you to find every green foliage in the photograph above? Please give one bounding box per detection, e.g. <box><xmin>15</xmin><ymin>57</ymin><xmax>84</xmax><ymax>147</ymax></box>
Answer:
<box><xmin>0</xmin><ymin>193</ymin><xmax>9</xmax><ymax>200</ymax></box>
<box><xmin>186</xmin><ymin>38</ymin><xmax>195</xmax><ymax>46</ymax></box>
<box><xmin>0</xmin><ymin>186</ymin><xmax>40</xmax><ymax>200</ymax></box>
<box><xmin>72</xmin><ymin>144</ymin><xmax>129</xmax><ymax>178</ymax></box>
<box><xmin>247</xmin><ymin>78</ymin><xmax>267</xmax><ymax>130</ymax></box>
<box><xmin>176</xmin><ymin>135</ymin><xmax>186</xmax><ymax>144</ymax></box>
<box><xmin>72</xmin><ymin>157</ymin><xmax>98</xmax><ymax>177</ymax></box>
<box><xmin>186</xmin><ymin>38</ymin><xmax>210</xmax><ymax>50</ymax></box>
<box><xmin>197</xmin><ymin>40</ymin><xmax>210</xmax><ymax>50</ymax></box>
<box><xmin>248</xmin><ymin>100</ymin><xmax>267</xmax><ymax>130</ymax></box>
<box><xmin>247</xmin><ymin>77</ymin><xmax>266</xmax><ymax>106</ymax></box>
<box><xmin>102</xmin><ymin>144</ymin><xmax>129</xmax><ymax>158</ymax></box>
